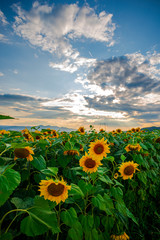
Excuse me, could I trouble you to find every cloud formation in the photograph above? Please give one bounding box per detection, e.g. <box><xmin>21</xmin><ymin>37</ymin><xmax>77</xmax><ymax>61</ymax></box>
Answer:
<box><xmin>77</xmin><ymin>51</ymin><xmax>160</xmax><ymax>123</ymax></box>
<box><xmin>0</xmin><ymin>10</ymin><xmax>9</xmax><ymax>25</ymax></box>
<box><xmin>13</xmin><ymin>1</ymin><xmax>115</xmax><ymax>72</ymax></box>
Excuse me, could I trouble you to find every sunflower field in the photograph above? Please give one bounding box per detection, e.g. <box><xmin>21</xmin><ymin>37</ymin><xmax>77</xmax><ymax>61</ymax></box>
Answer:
<box><xmin>0</xmin><ymin>126</ymin><xmax>160</xmax><ymax>240</ymax></box>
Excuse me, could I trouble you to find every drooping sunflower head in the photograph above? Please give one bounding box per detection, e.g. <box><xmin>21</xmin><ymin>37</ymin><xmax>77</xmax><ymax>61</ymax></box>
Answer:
<box><xmin>88</xmin><ymin>138</ymin><xmax>110</xmax><ymax>161</ymax></box>
<box><xmin>79</xmin><ymin>153</ymin><xmax>102</xmax><ymax>173</ymax></box>
<box><xmin>14</xmin><ymin>146</ymin><xmax>34</xmax><ymax>161</ymax></box>
<box><xmin>131</xmin><ymin>128</ymin><xmax>136</xmax><ymax>133</ymax></box>
<box><xmin>111</xmin><ymin>232</ymin><xmax>130</xmax><ymax>240</ymax></box>
<box><xmin>125</xmin><ymin>143</ymin><xmax>141</xmax><ymax>152</ymax></box>
<box><xmin>23</xmin><ymin>132</ymin><xmax>34</xmax><ymax>142</ymax></box>
<box><xmin>135</xmin><ymin>127</ymin><xmax>141</xmax><ymax>132</ymax></box>
<box><xmin>63</xmin><ymin>150</ymin><xmax>79</xmax><ymax>156</ymax></box>
<box><xmin>78</xmin><ymin>126</ymin><xmax>85</xmax><ymax>134</ymax></box>
<box><xmin>39</xmin><ymin>178</ymin><xmax>71</xmax><ymax>204</ymax></box>
<box><xmin>119</xmin><ymin>161</ymin><xmax>139</xmax><ymax>180</ymax></box>
<box><xmin>155</xmin><ymin>137</ymin><xmax>160</xmax><ymax>143</ymax></box>
<box><xmin>116</xmin><ymin>128</ymin><xmax>122</xmax><ymax>134</ymax></box>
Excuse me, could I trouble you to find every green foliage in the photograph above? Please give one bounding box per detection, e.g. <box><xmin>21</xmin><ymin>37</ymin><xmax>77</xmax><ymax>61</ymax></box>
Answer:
<box><xmin>0</xmin><ymin>127</ymin><xmax>159</xmax><ymax>239</ymax></box>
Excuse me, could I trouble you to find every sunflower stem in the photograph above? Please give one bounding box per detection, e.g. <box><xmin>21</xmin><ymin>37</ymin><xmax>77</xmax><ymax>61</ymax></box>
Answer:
<box><xmin>0</xmin><ymin>209</ymin><xmax>29</xmax><ymax>235</ymax></box>
<box><xmin>56</xmin><ymin>203</ymin><xmax>61</xmax><ymax>240</ymax></box>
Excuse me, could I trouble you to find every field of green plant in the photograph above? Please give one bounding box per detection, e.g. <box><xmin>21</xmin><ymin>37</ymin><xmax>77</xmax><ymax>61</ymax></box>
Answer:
<box><xmin>0</xmin><ymin>126</ymin><xmax>159</xmax><ymax>240</ymax></box>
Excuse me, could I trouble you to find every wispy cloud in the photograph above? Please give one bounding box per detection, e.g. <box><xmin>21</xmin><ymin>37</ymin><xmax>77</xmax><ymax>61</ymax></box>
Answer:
<box><xmin>12</xmin><ymin>1</ymin><xmax>115</xmax><ymax>72</ymax></box>
<box><xmin>0</xmin><ymin>10</ymin><xmax>9</xmax><ymax>25</ymax></box>
<box><xmin>0</xmin><ymin>72</ymin><xmax>4</xmax><ymax>77</ymax></box>
<box><xmin>0</xmin><ymin>33</ymin><xmax>9</xmax><ymax>43</ymax></box>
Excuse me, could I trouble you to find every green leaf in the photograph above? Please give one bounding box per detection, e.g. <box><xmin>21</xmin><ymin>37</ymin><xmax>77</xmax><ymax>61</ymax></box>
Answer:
<box><xmin>11</xmin><ymin>142</ymin><xmax>29</xmax><ymax>149</ymax></box>
<box><xmin>40</xmin><ymin>167</ymin><xmax>58</xmax><ymax>177</ymax></box>
<box><xmin>110</xmin><ymin>187</ymin><xmax>123</xmax><ymax>200</ymax></box>
<box><xmin>99</xmin><ymin>175</ymin><xmax>113</xmax><ymax>185</ymax></box>
<box><xmin>103</xmin><ymin>193</ymin><xmax>114</xmax><ymax>209</ymax></box>
<box><xmin>80</xmin><ymin>215</ymin><xmax>94</xmax><ymax>232</ymax></box>
<box><xmin>106</xmin><ymin>156</ymin><xmax>115</xmax><ymax>162</ymax></box>
<box><xmin>137</xmin><ymin>171</ymin><xmax>147</xmax><ymax>185</ymax></box>
<box><xmin>78</xmin><ymin>180</ymin><xmax>95</xmax><ymax>195</ymax></box>
<box><xmin>91</xmin><ymin>194</ymin><xmax>112</xmax><ymax>215</ymax></box>
<box><xmin>126</xmin><ymin>208</ymin><xmax>139</xmax><ymax>225</ymax></box>
<box><xmin>68</xmin><ymin>221</ymin><xmax>83</xmax><ymax>240</ymax></box>
<box><xmin>120</xmin><ymin>154</ymin><xmax>126</xmax><ymax>161</ymax></box>
<box><xmin>69</xmin><ymin>184</ymin><xmax>84</xmax><ymax>198</ymax></box>
<box><xmin>101</xmin><ymin>216</ymin><xmax>114</xmax><ymax>232</ymax></box>
<box><xmin>85</xmin><ymin>228</ymin><xmax>99</xmax><ymax>240</ymax></box>
<box><xmin>20</xmin><ymin>196</ymin><xmax>59</xmax><ymax>237</ymax></box>
<box><xmin>31</xmin><ymin>155</ymin><xmax>46</xmax><ymax>170</ymax></box>
<box><xmin>0</xmin><ymin>169</ymin><xmax>21</xmax><ymax>206</ymax></box>
<box><xmin>11</xmin><ymin>197</ymin><xmax>34</xmax><ymax>209</ymax></box>
<box><xmin>0</xmin><ymin>233</ymin><xmax>13</xmax><ymax>240</ymax></box>
<box><xmin>60</xmin><ymin>208</ymin><xmax>78</xmax><ymax>227</ymax></box>
<box><xmin>139</xmin><ymin>142</ymin><xmax>148</xmax><ymax>150</ymax></box>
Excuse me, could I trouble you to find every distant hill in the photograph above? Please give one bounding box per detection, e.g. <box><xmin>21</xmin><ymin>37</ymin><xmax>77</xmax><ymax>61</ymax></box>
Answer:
<box><xmin>141</xmin><ymin>126</ymin><xmax>160</xmax><ymax>131</ymax></box>
<box><xmin>0</xmin><ymin>125</ymin><xmax>75</xmax><ymax>132</ymax></box>
<box><xmin>0</xmin><ymin>115</ymin><xmax>14</xmax><ymax>120</ymax></box>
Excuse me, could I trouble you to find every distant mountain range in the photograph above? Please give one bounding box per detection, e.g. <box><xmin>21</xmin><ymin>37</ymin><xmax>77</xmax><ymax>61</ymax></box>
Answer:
<box><xmin>0</xmin><ymin>125</ymin><xmax>75</xmax><ymax>132</ymax></box>
<box><xmin>141</xmin><ymin>126</ymin><xmax>160</xmax><ymax>131</ymax></box>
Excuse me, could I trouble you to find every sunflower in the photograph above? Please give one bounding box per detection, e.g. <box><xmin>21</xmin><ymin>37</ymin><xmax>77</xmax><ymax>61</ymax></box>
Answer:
<box><xmin>135</xmin><ymin>127</ymin><xmax>141</xmax><ymax>132</ymax></box>
<box><xmin>63</xmin><ymin>150</ymin><xmax>79</xmax><ymax>156</ymax></box>
<box><xmin>111</xmin><ymin>232</ymin><xmax>130</xmax><ymax>240</ymax></box>
<box><xmin>88</xmin><ymin>138</ymin><xmax>110</xmax><ymax>161</ymax></box>
<box><xmin>0</xmin><ymin>130</ymin><xmax>10</xmax><ymax>135</ymax></box>
<box><xmin>116</xmin><ymin>129</ymin><xmax>122</xmax><ymax>134</ymax></box>
<box><xmin>119</xmin><ymin>161</ymin><xmax>139</xmax><ymax>180</ymax></box>
<box><xmin>23</xmin><ymin>132</ymin><xmax>34</xmax><ymax>142</ymax></box>
<box><xmin>155</xmin><ymin>137</ymin><xmax>160</xmax><ymax>143</ymax></box>
<box><xmin>99</xmin><ymin>128</ymin><xmax>105</xmax><ymax>132</ymax></box>
<box><xmin>125</xmin><ymin>143</ymin><xmax>141</xmax><ymax>152</ymax></box>
<box><xmin>79</xmin><ymin>153</ymin><xmax>102</xmax><ymax>173</ymax></box>
<box><xmin>78</xmin><ymin>126</ymin><xmax>85</xmax><ymax>134</ymax></box>
<box><xmin>39</xmin><ymin>178</ymin><xmax>71</xmax><ymax>204</ymax></box>
<box><xmin>131</xmin><ymin>128</ymin><xmax>136</xmax><ymax>133</ymax></box>
<box><xmin>114</xmin><ymin>173</ymin><xmax>119</xmax><ymax>179</ymax></box>
<box><xmin>14</xmin><ymin>146</ymin><xmax>34</xmax><ymax>161</ymax></box>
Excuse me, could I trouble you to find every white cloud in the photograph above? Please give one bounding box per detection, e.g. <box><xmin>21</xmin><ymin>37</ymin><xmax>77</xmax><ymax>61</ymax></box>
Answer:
<box><xmin>49</xmin><ymin>57</ymin><xmax>96</xmax><ymax>73</ymax></box>
<box><xmin>13</xmin><ymin>2</ymin><xmax>115</xmax><ymax>72</ymax></box>
<box><xmin>13</xmin><ymin>69</ymin><xmax>18</xmax><ymax>74</ymax></box>
<box><xmin>0</xmin><ymin>72</ymin><xmax>4</xmax><ymax>77</ymax></box>
<box><xmin>0</xmin><ymin>33</ymin><xmax>9</xmax><ymax>43</ymax></box>
<box><xmin>42</xmin><ymin>91</ymin><xmax>126</xmax><ymax>119</ymax></box>
<box><xmin>0</xmin><ymin>10</ymin><xmax>9</xmax><ymax>25</ymax></box>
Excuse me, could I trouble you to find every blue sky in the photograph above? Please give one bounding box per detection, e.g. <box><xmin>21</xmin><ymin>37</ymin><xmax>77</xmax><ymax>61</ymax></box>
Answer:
<box><xmin>0</xmin><ymin>0</ymin><xmax>160</xmax><ymax>130</ymax></box>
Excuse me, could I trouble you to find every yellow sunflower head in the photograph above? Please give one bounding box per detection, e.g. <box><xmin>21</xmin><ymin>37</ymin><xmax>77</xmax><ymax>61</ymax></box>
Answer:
<box><xmin>88</xmin><ymin>138</ymin><xmax>110</xmax><ymax>161</ymax></box>
<box><xmin>114</xmin><ymin>173</ymin><xmax>119</xmax><ymax>179</ymax></box>
<box><xmin>14</xmin><ymin>146</ymin><xmax>34</xmax><ymax>161</ymax></box>
<box><xmin>99</xmin><ymin>128</ymin><xmax>105</xmax><ymax>132</ymax></box>
<box><xmin>23</xmin><ymin>132</ymin><xmax>34</xmax><ymax>142</ymax></box>
<box><xmin>39</xmin><ymin>178</ymin><xmax>71</xmax><ymax>204</ymax></box>
<box><xmin>116</xmin><ymin>128</ymin><xmax>122</xmax><ymax>134</ymax></box>
<box><xmin>119</xmin><ymin>161</ymin><xmax>139</xmax><ymax>180</ymax></box>
<box><xmin>0</xmin><ymin>130</ymin><xmax>10</xmax><ymax>135</ymax></box>
<box><xmin>79</xmin><ymin>153</ymin><xmax>102</xmax><ymax>173</ymax></box>
<box><xmin>125</xmin><ymin>143</ymin><xmax>141</xmax><ymax>152</ymax></box>
<box><xmin>111</xmin><ymin>232</ymin><xmax>130</xmax><ymax>240</ymax></box>
<box><xmin>78</xmin><ymin>126</ymin><xmax>85</xmax><ymax>134</ymax></box>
